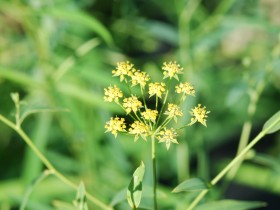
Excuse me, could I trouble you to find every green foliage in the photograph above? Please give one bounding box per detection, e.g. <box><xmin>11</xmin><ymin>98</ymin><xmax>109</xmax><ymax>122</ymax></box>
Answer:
<box><xmin>127</xmin><ymin>162</ymin><xmax>145</xmax><ymax>209</ymax></box>
<box><xmin>194</xmin><ymin>200</ymin><xmax>266</xmax><ymax>210</ymax></box>
<box><xmin>172</xmin><ymin>178</ymin><xmax>209</xmax><ymax>193</ymax></box>
<box><xmin>263</xmin><ymin>110</ymin><xmax>280</xmax><ymax>134</ymax></box>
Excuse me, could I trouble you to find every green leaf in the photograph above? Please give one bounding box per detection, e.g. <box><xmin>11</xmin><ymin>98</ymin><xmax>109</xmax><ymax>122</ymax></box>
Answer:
<box><xmin>20</xmin><ymin>106</ymin><xmax>69</xmax><ymax>125</ymax></box>
<box><xmin>53</xmin><ymin>200</ymin><xmax>76</xmax><ymax>210</ymax></box>
<box><xmin>73</xmin><ymin>182</ymin><xmax>89</xmax><ymax>210</ymax></box>
<box><xmin>262</xmin><ymin>110</ymin><xmax>280</xmax><ymax>134</ymax></box>
<box><xmin>194</xmin><ymin>199</ymin><xmax>266</xmax><ymax>210</ymax></box>
<box><xmin>20</xmin><ymin>170</ymin><xmax>52</xmax><ymax>210</ymax></box>
<box><xmin>127</xmin><ymin>162</ymin><xmax>145</xmax><ymax>209</ymax></box>
<box><xmin>43</xmin><ymin>8</ymin><xmax>113</xmax><ymax>46</ymax></box>
<box><xmin>172</xmin><ymin>178</ymin><xmax>209</xmax><ymax>193</ymax></box>
<box><xmin>53</xmin><ymin>200</ymin><xmax>77</xmax><ymax>210</ymax></box>
<box><xmin>11</xmin><ymin>92</ymin><xmax>19</xmax><ymax>104</ymax></box>
<box><xmin>110</xmin><ymin>188</ymin><xmax>126</xmax><ymax>206</ymax></box>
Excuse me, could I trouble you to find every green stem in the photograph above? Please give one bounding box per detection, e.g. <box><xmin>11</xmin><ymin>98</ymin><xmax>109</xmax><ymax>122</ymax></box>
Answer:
<box><xmin>187</xmin><ymin>116</ymin><xmax>280</xmax><ymax>210</ymax></box>
<box><xmin>0</xmin><ymin>115</ymin><xmax>113</xmax><ymax>210</ymax></box>
<box><xmin>227</xmin><ymin>82</ymin><xmax>265</xmax><ymax>180</ymax></box>
<box><xmin>151</xmin><ymin>135</ymin><xmax>158</xmax><ymax>210</ymax></box>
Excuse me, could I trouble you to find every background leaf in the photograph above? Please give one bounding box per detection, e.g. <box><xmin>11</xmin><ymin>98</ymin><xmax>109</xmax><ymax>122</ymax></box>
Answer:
<box><xmin>194</xmin><ymin>199</ymin><xmax>266</xmax><ymax>210</ymax></box>
<box><xmin>127</xmin><ymin>162</ymin><xmax>145</xmax><ymax>209</ymax></box>
<box><xmin>262</xmin><ymin>110</ymin><xmax>280</xmax><ymax>134</ymax></box>
<box><xmin>172</xmin><ymin>178</ymin><xmax>209</xmax><ymax>193</ymax></box>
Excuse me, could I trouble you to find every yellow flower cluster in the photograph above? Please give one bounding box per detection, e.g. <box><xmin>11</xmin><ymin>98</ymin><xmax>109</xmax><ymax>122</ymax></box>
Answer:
<box><xmin>123</xmin><ymin>96</ymin><xmax>142</xmax><ymax>114</ymax></box>
<box><xmin>104</xmin><ymin>61</ymin><xmax>210</xmax><ymax>150</ymax></box>
<box><xmin>164</xmin><ymin>103</ymin><xmax>183</xmax><ymax>122</ymax></box>
<box><xmin>131</xmin><ymin>70</ymin><xmax>150</xmax><ymax>88</ymax></box>
<box><xmin>148</xmin><ymin>82</ymin><xmax>166</xmax><ymax>98</ymax></box>
<box><xmin>175</xmin><ymin>82</ymin><xmax>195</xmax><ymax>98</ymax></box>
<box><xmin>104</xmin><ymin>85</ymin><xmax>123</xmax><ymax>102</ymax></box>
<box><xmin>105</xmin><ymin>117</ymin><xmax>126</xmax><ymax>138</ymax></box>
<box><xmin>142</xmin><ymin>109</ymin><xmax>158</xmax><ymax>123</ymax></box>
<box><xmin>112</xmin><ymin>61</ymin><xmax>134</xmax><ymax>81</ymax></box>
<box><xmin>129</xmin><ymin>121</ymin><xmax>150</xmax><ymax>141</ymax></box>
<box><xmin>188</xmin><ymin>104</ymin><xmax>210</xmax><ymax>127</ymax></box>
<box><xmin>157</xmin><ymin>128</ymin><xmax>178</xmax><ymax>150</ymax></box>
<box><xmin>162</xmin><ymin>61</ymin><xmax>183</xmax><ymax>80</ymax></box>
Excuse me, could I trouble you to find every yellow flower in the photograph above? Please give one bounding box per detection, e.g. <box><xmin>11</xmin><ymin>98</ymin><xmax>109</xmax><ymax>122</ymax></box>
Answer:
<box><xmin>105</xmin><ymin>117</ymin><xmax>126</xmax><ymax>138</ymax></box>
<box><xmin>148</xmin><ymin>82</ymin><xmax>166</xmax><ymax>98</ymax></box>
<box><xmin>164</xmin><ymin>103</ymin><xmax>183</xmax><ymax>122</ymax></box>
<box><xmin>142</xmin><ymin>109</ymin><xmax>158</xmax><ymax>123</ymax></box>
<box><xmin>112</xmin><ymin>61</ymin><xmax>134</xmax><ymax>81</ymax></box>
<box><xmin>188</xmin><ymin>104</ymin><xmax>210</xmax><ymax>127</ymax></box>
<box><xmin>123</xmin><ymin>96</ymin><xmax>142</xmax><ymax>114</ymax></box>
<box><xmin>131</xmin><ymin>70</ymin><xmax>150</xmax><ymax>88</ymax></box>
<box><xmin>104</xmin><ymin>85</ymin><xmax>123</xmax><ymax>102</ymax></box>
<box><xmin>162</xmin><ymin>61</ymin><xmax>183</xmax><ymax>80</ymax></box>
<box><xmin>175</xmin><ymin>82</ymin><xmax>195</xmax><ymax>98</ymax></box>
<box><xmin>157</xmin><ymin>128</ymin><xmax>178</xmax><ymax>150</ymax></box>
<box><xmin>129</xmin><ymin>121</ymin><xmax>150</xmax><ymax>141</ymax></box>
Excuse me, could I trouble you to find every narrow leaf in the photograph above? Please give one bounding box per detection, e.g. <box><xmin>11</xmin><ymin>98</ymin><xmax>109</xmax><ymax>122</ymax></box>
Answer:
<box><xmin>172</xmin><ymin>178</ymin><xmax>209</xmax><ymax>193</ymax></box>
<box><xmin>53</xmin><ymin>200</ymin><xmax>76</xmax><ymax>210</ymax></box>
<box><xmin>110</xmin><ymin>188</ymin><xmax>126</xmax><ymax>206</ymax></box>
<box><xmin>127</xmin><ymin>162</ymin><xmax>145</xmax><ymax>209</ymax></box>
<box><xmin>73</xmin><ymin>182</ymin><xmax>89</xmax><ymax>210</ymax></box>
<box><xmin>195</xmin><ymin>199</ymin><xmax>266</xmax><ymax>210</ymax></box>
<box><xmin>44</xmin><ymin>8</ymin><xmax>113</xmax><ymax>46</ymax></box>
<box><xmin>262</xmin><ymin>110</ymin><xmax>280</xmax><ymax>134</ymax></box>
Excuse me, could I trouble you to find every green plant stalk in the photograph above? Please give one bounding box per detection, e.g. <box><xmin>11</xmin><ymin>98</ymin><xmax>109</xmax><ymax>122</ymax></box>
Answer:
<box><xmin>186</xmin><ymin>116</ymin><xmax>280</xmax><ymax>210</ymax></box>
<box><xmin>0</xmin><ymin>115</ymin><xmax>113</xmax><ymax>210</ymax></box>
<box><xmin>227</xmin><ymin>82</ymin><xmax>264</xmax><ymax>180</ymax></box>
<box><xmin>20</xmin><ymin>170</ymin><xmax>51</xmax><ymax>210</ymax></box>
<box><xmin>151</xmin><ymin>135</ymin><xmax>158</xmax><ymax>210</ymax></box>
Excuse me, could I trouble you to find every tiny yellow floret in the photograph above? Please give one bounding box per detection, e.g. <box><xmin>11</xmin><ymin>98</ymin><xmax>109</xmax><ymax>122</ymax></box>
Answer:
<box><xmin>142</xmin><ymin>109</ymin><xmax>158</xmax><ymax>123</ymax></box>
<box><xmin>162</xmin><ymin>61</ymin><xmax>183</xmax><ymax>80</ymax></box>
<box><xmin>104</xmin><ymin>85</ymin><xmax>123</xmax><ymax>102</ymax></box>
<box><xmin>112</xmin><ymin>61</ymin><xmax>134</xmax><ymax>81</ymax></box>
<box><xmin>175</xmin><ymin>82</ymin><xmax>195</xmax><ymax>97</ymax></box>
<box><xmin>157</xmin><ymin>128</ymin><xmax>178</xmax><ymax>150</ymax></box>
<box><xmin>131</xmin><ymin>70</ymin><xmax>150</xmax><ymax>88</ymax></box>
<box><xmin>188</xmin><ymin>104</ymin><xmax>210</xmax><ymax>127</ymax></box>
<box><xmin>129</xmin><ymin>121</ymin><xmax>150</xmax><ymax>141</ymax></box>
<box><xmin>105</xmin><ymin>117</ymin><xmax>126</xmax><ymax>138</ymax></box>
<box><xmin>123</xmin><ymin>96</ymin><xmax>142</xmax><ymax>114</ymax></box>
<box><xmin>148</xmin><ymin>82</ymin><xmax>166</xmax><ymax>98</ymax></box>
<box><xmin>164</xmin><ymin>103</ymin><xmax>183</xmax><ymax>122</ymax></box>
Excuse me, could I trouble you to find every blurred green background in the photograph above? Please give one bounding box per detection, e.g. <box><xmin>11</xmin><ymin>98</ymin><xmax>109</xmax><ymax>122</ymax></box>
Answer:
<box><xmin>0</xmin><ymin>0</ymin><xmax>280</xmax><ymax>209</ymax></box>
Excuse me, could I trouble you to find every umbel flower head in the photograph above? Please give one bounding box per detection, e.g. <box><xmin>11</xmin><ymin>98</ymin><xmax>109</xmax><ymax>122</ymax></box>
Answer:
<box><xmin>104</xmin><ymin>61</ymin><xmax>210</xmax><ymax>150</ymax></box>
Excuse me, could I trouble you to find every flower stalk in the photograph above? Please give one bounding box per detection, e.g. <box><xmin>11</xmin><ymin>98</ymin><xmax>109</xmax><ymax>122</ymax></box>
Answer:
<box><xmin>151</xmin><ymin>135</ymin><xmax>158</xmax><ymax>210</ymax></box>
<box><xmin>104</xmin><ymin>61</ymin><xmax>209</xmax><ymax>209</ymax></box>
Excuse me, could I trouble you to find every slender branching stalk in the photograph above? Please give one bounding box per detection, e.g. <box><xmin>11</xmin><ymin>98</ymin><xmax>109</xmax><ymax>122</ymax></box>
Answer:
<box><xmin>0</xmin><ymin>114</ymin><xmax>113</xmax><ymax>210</ymax></box>
<box><xmin>186</xmin><ymin>115</ymin><xmax>280</xmax><ymax>210</ymax></box>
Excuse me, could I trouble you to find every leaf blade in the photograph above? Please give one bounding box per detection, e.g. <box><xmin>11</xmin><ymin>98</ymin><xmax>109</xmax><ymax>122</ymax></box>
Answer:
<box><xmin>194</xmin><ymin>199</ymin><xmax>266</xmax><ymax>210</ymax></box>
<box><xmin>172</xmin><ymin>178</ymin><xmax>209</xmax><ymax>193</ymax></box>
<box><xmin>262</xmin><ymin>110</ymin><xmax>280</xmax><ymax>134</ymax></box>
<box><xmin>127</xmin><ymin>162</ymin><xmax>145</xmax><ymax>209</ymax></box>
